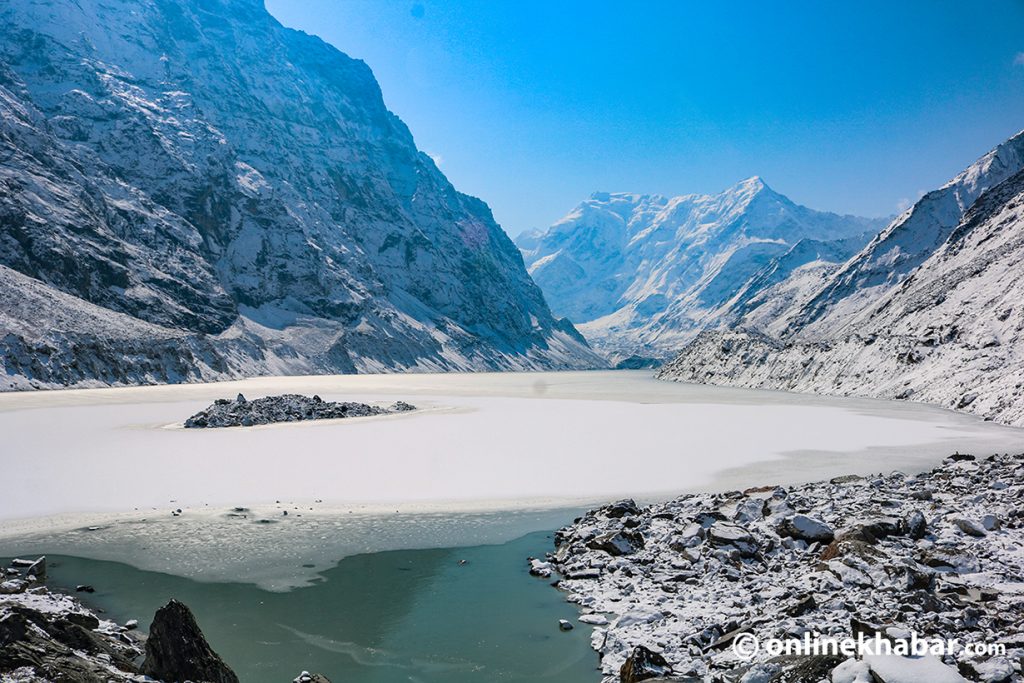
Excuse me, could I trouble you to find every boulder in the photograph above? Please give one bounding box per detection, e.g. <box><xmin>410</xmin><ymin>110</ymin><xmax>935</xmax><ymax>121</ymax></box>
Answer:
<box><xmin>141</xmin><ymin>599</ymin><xmax>239</xmax><ymax>683</ymax></box>
<box><xmin>26</xmin><ymin>557</ymin><xmax>46</xmax><ymax>580</ymax></box>
<box><xmin>708</xmin><ymin>522</ymin><xmax>759</xmax><ymax>557</ymax></box>
<box><xmin>293</xmin><ymin>673</ymin><xmax>332</xmax><ymax>683</ymax></box>
<box><xmin>588</xmin><ymin>530</ymin><xmax>644</xmax><ymax>556</ymax></box>
<box><xmin>905</xmin><ymin>510</ymin><xmax>927</xmax><ymax>540</ymax></box>
<box><xmin>861</xmin><ymin>516</ymin><xmax>905</xmax><ymax>539</ymax></box>
<box><xmin>777</xmin><ymin>515</ymin><xmax>835</xmax><ymax>543</ymax></box>
<box><xmin>603</xmin><ymin>499</ymin><xmax>642</xmax><ymax>518</ymax></box>
<box><xmin>528</xmin><ymin>558</ymin><xmax>553</xmax><ymax>577</ymax></box>
<box><xmin>620</xmin><ymin>645</ymin><xmax>673</xmax><ymax>682</ymax></box>
<box><xmin>952</xmin><ymin>517</ymin><xmax>987</xmax><ymax>538</ymax></box>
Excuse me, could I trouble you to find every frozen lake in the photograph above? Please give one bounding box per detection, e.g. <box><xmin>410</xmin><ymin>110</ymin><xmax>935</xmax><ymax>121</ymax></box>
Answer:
<box><xmin>1</xmin><ymin>370</ymin><xmax>1021</xmax><ymax>587</ymax></box>
<box><xmin>3</xmin><ymin>370</ymin><xmax>1021</xmax><ymax>518</ymax></box>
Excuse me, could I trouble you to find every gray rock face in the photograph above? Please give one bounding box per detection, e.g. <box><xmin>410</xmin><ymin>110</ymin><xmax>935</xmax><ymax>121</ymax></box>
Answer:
<box><xmin>183</xmin><ymin>393</ymin><xmax>414</xmax><ymax>428</ymax></box>
<box><xmin>142</xmin><ymin>599</ymin><xmax>239</xmax><ymax>683</ymax></box>
<box><xmin>0</xmin><ymin>0</ymin><xmax>603</xmax><ymax>391</ymax></box>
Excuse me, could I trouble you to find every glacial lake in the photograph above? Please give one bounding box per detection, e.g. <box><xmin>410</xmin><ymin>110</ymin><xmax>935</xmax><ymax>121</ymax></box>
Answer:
<box><xmin>4</xmin><ymin>530</ymin><xmax>600</xmax><ymax>683</ymax></box>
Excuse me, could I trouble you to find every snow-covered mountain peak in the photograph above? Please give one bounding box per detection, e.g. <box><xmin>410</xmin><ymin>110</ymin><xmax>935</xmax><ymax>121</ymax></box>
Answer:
<box><xmin>518</xmin><ymin>179</ymin><xmax>884</xmax><ymax>357</ymax></box>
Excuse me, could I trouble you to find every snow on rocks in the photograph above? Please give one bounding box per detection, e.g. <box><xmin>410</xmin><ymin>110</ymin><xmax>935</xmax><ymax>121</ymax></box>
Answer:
<box><xmin>777</xmin><ymin>514</ymin><xmax>835</xmax><ymax>544</ymax></box>
<box><xmin>0</xmin><ymin>558</ymin><xmax>143</xmax><ymax>681</ymax></box>
<box><xmin>293</xmin><ymin>672</ymin><xmax>332</xmax><ymax>683</ymax></box>
<box><xmin>541</xmin><ymin>453</ymin><xmax>1024</xmax><ymax>682</ymax></box>
<box><xmin>0</xmin><ymin>556</ymin><xmax>255</xmax><ymax>682</ymax></box>
<box><xmin>183</xmin><ymin>394</ymin><xmax>416</xmax><ymax>428</ymax></box>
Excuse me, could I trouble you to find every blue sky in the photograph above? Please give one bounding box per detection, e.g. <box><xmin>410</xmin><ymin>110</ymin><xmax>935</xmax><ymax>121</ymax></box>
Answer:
<box><xmin>266</xmin><ymin>0</ymin><xmax>1024</xmax><ymax>236</ymax></box>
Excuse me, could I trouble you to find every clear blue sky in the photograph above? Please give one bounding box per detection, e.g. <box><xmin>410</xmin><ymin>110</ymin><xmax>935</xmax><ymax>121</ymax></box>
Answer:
<box><xmin>265</xmin><ymin>0</ymin><xmax>1024</xmax><ymax>236</ymax></box>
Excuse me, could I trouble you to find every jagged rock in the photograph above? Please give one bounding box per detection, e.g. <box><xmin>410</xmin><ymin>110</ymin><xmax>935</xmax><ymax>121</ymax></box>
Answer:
<box><xmin>777</xmin><ymin>515</ymin><xmax>834</xmax><ymax>543</ymax></box>
<box><xmin>588</xmin><ymin>530</ymin><xmax>644</xmax><ymax>556</ymax></box>
<box><xmin>65</xmin><ymin>612</ymin><xmax>100</xmax><ymax>630</ymax></box>
<box><xmin>619</xmin><ymin>645</ymin><xmax>673</xmax><ymax>682</ymax></box>
<box><xmin>141</xmin><ymin>599</ymin><xmax>239</xmax><ymax>683</ymax></box>
<box><xmin>0</xmin><ymin>602</ymin><xmax>140</xmax><ymax>680</ymax></box>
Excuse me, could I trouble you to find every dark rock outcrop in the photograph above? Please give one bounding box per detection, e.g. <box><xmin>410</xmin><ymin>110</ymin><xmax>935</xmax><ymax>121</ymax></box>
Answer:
<box><xmin>184</xmin><ymin>394</ymin><xmax>415</xmax><ymax>428</ymax></box>
<box><xmin>619</xmin><ymin>645</ymin><xmax>673</xmax><ymax>682</ymax></box>
<box><xmin>141</xmin><ymin>599</ymin><xmax>239</xmax><ymax>683</ymax></box>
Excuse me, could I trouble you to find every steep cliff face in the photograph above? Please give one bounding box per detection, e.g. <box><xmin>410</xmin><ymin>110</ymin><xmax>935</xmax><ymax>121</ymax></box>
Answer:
<box><xmin>659</xmin><ymin>141</ymin><xmax>1024</xmax><ymax>427</ymax></box>
<box><xmin>518</xmin><ymin>179</ymin><xmax>880</xmax><ymax>358</ymax></box>
<box><xmin>0</xmin><ymin>0</ymin><xmax>602</xmax><ymax>388</ymax></box>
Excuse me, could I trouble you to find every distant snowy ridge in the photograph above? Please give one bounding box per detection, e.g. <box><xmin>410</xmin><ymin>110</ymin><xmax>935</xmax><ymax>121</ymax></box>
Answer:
<box><xmin>659</xmin><ymin>130</ymin><xmax>1024</xmax><ymax>427</ymax></box>
<box><xmin>518</xmin><ymin>178</ymin><xmax>884</xmax><ymax>359</ymax></box>
<box><xmin>0</xmin><ymin>0</ymin><xmax>603</xmax><ymax>390</ymax></box>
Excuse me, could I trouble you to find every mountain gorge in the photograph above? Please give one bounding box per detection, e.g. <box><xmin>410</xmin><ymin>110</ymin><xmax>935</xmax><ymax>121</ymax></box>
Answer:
<box><xmin>518</xmin><ymin>178</ymin><xmax>884</xmax><ymax>360</ymax></box>
<box><xmin>0</xmin><ymin>0</ymin><xmax>601</xmax><ymax>390</ymax></box>
<box><xmin>659</xmin><ymin>130</ymin><xmax>1024</xmax><ymax>427</ymax></box>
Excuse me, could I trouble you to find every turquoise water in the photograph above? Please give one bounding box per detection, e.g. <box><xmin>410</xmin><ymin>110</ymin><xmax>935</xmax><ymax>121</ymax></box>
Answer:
<box><xmin>12</xmin><ymin>531</ymin><xmax>599</xmax><ymax>682</ymax></box>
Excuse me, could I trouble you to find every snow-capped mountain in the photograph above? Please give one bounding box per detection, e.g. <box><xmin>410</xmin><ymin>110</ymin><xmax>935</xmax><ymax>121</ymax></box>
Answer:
<box><xmin>0</xmin><ymin>0</ymin><xmax>603</xmax><ymax>389</ymax></box>
<box><xmin>518</xmin><ymin>178</ymin><xmax>882</xmax><ymax>358</ymax></box>
<box><xmin>659</xmin><ymin>130</ymin><xmax>1024</xmax><ymax>426</ymax></box>
<box><xmin>787</xmin><ymin>130</ymin><xmax>1024</xmax><ymax>339</ymax></box>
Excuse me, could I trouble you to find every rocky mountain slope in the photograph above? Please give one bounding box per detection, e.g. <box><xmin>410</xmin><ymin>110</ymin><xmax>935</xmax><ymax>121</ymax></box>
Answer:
<box><xmin>0</xmin><ymin>0</ymin><xmax>602</xmax><ymax>390</ymax></box>
<box><xmin>659</xmin><ymin>131</ymin><xmax>1024</xmax><ymax>427</ymax></box>
<box><xmin>517</xmin><ymin>179</ymin><xmax>881</xmax><ymax>359</ymax></box>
